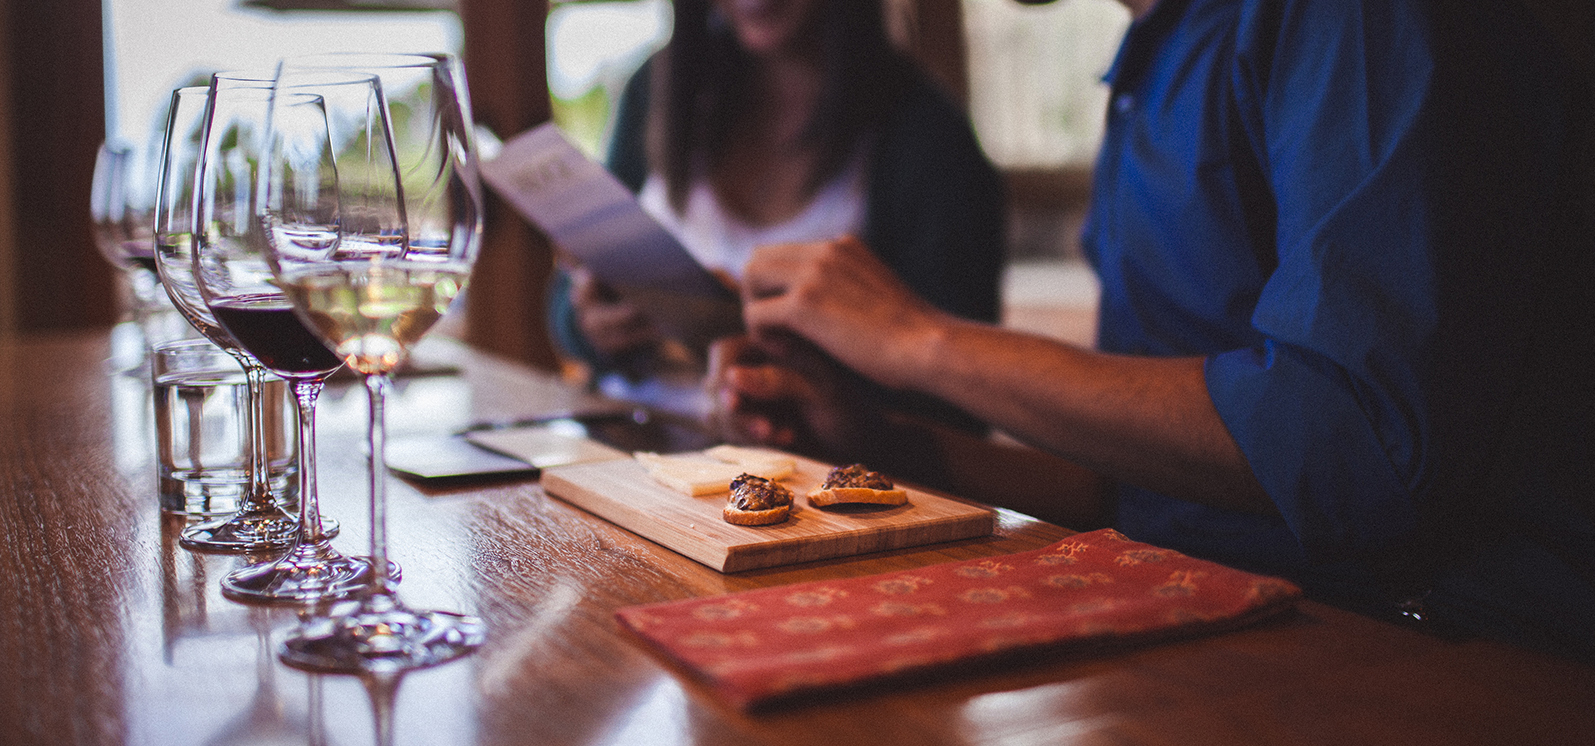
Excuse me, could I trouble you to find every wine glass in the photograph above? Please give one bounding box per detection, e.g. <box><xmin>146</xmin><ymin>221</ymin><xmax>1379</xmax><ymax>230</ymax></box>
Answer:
<box><xmin>93</xmin><ymin>139</ymin><xmax>177</xmax><ymax>369</ymax></box>
<box><xmin>262</xmin><ymin>66</ymin><xmax>485</xmax><ymax>673</ymax></box>
<box><xmin>153</xmin><ymin>81</ymin><xmax>300</xmax><ymax>554</ymax></box>
<box><xmin>192</xmin><ymin>79</ymin><xmax>383</xmax><ymax>604</ymax></box>
<box><xmin>91</xmin><ymin>141</ymin><xmax>161</xmax><ymax>292</ymax></box>
<box><xmin>276</xmin><ymin>52</ymin><xmax>482</xmax><ymax>262</ymax></box>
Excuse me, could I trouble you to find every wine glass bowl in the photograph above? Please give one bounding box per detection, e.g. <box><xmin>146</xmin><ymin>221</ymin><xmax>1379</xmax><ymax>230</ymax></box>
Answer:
<box><xmin>154</xmin><ymin>87</ymin><xmax>249</xmax><ymax>357</ymax></box>
<box><xmin>94</xmin><ymin>139</ymin><xmax>182</xmax><ymax>370</ymax></box>
<box><xmin>276</xmin><ymin>52</ymin><xmax>482</xmax><ymax>261</ymax></box>
<box><xmin>279</xmin><ymin>262</ymin><xmax>468</xmax><ymax>376</ymax></box>
<box><xmin>91</xmin><ymin>141</ymin><xmax>161</xmax><ymax>278</ymax></box>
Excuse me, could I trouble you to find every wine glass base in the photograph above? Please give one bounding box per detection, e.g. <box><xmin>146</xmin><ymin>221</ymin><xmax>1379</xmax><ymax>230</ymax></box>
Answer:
<box><xmin>180</xmin><ymin>510</ymin><xmax>302</xmax><ymax>554</ymax></box>
<box><xmin>221</xmin><ymin>543</ymin><xmax>398</xmax><ymax>605</ymax></box>
<box><xmin>279</xmin><ymin>594</ymin><xmax>485</xmax><ymax>675</ymax></box>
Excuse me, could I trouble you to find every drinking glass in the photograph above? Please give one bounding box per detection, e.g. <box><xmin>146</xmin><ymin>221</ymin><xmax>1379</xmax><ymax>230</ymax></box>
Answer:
<box><xmin>154</xmin><ymin>83</ymin><xmax>299</xmax><ymax>554</ymax></box>
<box><xmin>262</xmin><ymin>65</ymin><xmax>485</xmax><ymax>672</ymax></box>
<box><xmin>93</xmin><ymin>140</ymin><xmax>181</xmax><ymax>369</ymax></box>
<box><xmin>91</xmin><ymin>141</ymin><xmax>161</xmax><ymax>296</ymax></box>
<box><xmin>277</xmin><ymin>52</ymin><xmax>482</xmax><ymax>261</ymax></box>
<box><xmin>192</xmin><ymin>76</ymin><xmax>381</xmax><ymax>603</ymax></box>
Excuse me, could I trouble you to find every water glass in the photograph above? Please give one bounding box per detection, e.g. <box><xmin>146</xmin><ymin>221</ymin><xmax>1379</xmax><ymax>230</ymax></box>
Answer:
<box><xmin>151</xmin><ymin>338</ymin><xmax>297</xmax><ymax>516</ymax></box>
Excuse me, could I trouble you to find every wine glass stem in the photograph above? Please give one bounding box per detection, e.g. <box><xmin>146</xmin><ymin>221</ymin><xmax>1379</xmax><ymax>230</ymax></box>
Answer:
<box><xmin>292</xmin><ymin>379</ymin><xmax>327</xmax><ymax>543</ymax></box>
<box><xmin>308</xmin><ymin>675</ymin><xmax>327</xmax><ymax>746</ymax></box>
<box><xmin>243</xmin><ymin>362</ymin><xmax>275</xmax><ymax>510</ymax></box>
<box><xmin>363</xmin><ymin>671</ymin><xmax>401</xmax><ymax>746</ymax></box>
<box><xmin>365</xmin><ymin>373</ymin><xmax>394</xmax><ymax>593</ymax></box>
<box><xmin>223</xmin><ymin>352</ymin><xmax>277</xmax><ymax>512</ymax></box>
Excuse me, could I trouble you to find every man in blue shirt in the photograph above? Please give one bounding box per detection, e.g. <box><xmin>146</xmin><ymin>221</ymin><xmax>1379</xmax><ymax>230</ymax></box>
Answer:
<box><xmin>709</xmin><ymin>0</ymin><xmax>1594</xmax><ymax>662</ymax></box>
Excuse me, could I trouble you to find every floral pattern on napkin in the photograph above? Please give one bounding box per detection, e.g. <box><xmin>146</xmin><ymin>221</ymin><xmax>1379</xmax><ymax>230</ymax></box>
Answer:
<box><xmin>616</xmin><ymin>528</ymin><xmax>1302</xmax><ymax>708</ymax></box>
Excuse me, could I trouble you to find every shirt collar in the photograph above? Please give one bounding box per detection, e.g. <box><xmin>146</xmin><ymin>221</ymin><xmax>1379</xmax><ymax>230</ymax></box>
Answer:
<box><xmin>1101</xmin><ymin>0</ymin><xmax>1196</xmax><ymax>89</ymax></box>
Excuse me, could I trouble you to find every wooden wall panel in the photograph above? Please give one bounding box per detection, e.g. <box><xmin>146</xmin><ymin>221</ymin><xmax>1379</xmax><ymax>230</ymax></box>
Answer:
<box><xmin>2</xmin><ymin>0</ymin><xmax>115</xmax><ymax>335</ymax></box>
<box><xmin>457</xmin><ymin>0</ymin><xmax>561</xmax><ymax>370</ymax></box>
<box><xmin>0</xmin><ymin>0</ymin><xmax>17</xmax><ymax>340</ymax></box>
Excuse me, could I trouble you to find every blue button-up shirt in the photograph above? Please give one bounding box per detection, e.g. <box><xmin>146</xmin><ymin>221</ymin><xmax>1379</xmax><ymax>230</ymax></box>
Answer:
<box><xmin>1082</xmin><ymin>0</ymin><xmax>1594</xmax><ymax>650</ymax></box>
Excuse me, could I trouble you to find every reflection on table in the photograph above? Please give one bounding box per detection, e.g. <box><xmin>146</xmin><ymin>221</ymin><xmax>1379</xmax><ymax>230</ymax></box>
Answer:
<box><xmin>1</xmin><ymin>326</ymin><xmax>1592</xmax><ymax>746</ymax></box>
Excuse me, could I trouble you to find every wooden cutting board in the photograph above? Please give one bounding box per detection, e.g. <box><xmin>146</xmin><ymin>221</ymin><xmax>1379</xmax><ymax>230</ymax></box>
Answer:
<box><xmin>540</xmin><ymin>451</ymin><xmax>996</xmax><ymax>573</ymax></box>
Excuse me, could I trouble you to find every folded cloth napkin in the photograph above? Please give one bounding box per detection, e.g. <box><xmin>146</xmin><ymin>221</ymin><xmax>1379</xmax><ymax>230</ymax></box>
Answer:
<box><xmin>616</xmin><ymin>528</ymin><xmax>1301</xmax><ymax>708</ymax></box>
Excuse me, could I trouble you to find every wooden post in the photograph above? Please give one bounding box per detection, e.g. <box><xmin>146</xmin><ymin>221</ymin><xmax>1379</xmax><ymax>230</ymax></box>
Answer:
<box><xmin>457</xmin><ymin>0</ymin><xmax>560</xmax><ymax>370</ymax></box>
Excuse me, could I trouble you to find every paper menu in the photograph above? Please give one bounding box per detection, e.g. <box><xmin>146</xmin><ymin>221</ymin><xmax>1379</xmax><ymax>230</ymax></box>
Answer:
<box><xmin>479</xmin><ymin>123</ymin><xmax>741</xmax><ymax>351</ymax></box>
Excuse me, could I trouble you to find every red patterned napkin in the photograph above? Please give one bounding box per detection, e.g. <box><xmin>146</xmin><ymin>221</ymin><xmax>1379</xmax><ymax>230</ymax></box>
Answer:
<box><xmin>616</xmin><ymin>528</ymin><xmax>1301</xmax><ymax>708</ymax></box>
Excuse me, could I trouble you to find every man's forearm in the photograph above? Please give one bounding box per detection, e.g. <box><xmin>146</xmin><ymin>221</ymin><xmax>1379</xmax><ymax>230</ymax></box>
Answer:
<box><xmin>903</xmin><ymin>318</ymin><xmax>1274</xmax><ymax>514</ymax></box>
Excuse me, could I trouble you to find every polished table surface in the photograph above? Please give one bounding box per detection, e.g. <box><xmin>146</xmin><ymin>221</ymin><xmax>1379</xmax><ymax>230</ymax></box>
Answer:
<box><xmin>3</xmin><ymin>327</ymin><xmax>1594</xmax><ymax>746</ymax></box>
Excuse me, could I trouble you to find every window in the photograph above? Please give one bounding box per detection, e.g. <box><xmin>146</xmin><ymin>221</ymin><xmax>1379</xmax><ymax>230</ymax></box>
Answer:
<box><xmin>545</xmin><ymin>0</ymin><xmax>672</xmax><ymax>159</ymax></box>
<box><xmin>540</xmin><ymin>0</ymin><xmax>1132</xmax><ymax>170</ymax></box>
<box><xmin>102</xmin><ymin>0</ymin><xmax>462</xmax><ymax>154</ymax></box>
<box><xmin>962</xmin><ymin>0</ymin><xmax>1130</xmax><ymax>170</ymax></box>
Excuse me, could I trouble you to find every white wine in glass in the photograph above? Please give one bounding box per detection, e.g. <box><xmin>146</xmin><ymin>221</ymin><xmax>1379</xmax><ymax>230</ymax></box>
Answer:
<box><xmin>264</xmin><ymin>67</ymin><xmax>485</xmax><ymax>673</ymax></box>
<box><xmin>279</xmin><ymin>264</ymin><xmax>469</xmax><ymax>374</ymax></box>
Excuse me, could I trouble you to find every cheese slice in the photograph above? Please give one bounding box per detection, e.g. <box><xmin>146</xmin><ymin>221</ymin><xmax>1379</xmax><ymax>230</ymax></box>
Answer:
<box><xmin>703</xmin><ymin>444</ymin><xmax>797</xmax><ymax>481</ymax></box>
<box><xmin>634</xmin><ymin>452</ymin><xmax>747</xmax><ymax>496</ymax></box>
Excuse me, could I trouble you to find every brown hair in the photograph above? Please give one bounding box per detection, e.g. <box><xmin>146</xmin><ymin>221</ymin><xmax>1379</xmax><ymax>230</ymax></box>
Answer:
<box><xmin>647</xmin><ymin>0</ymin><xmax>911</xmax><ymax>212</ymax></box>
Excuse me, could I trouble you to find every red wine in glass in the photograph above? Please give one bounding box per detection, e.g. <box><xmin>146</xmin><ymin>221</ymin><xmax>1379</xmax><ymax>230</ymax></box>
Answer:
<box><xmin>209</xmin><ymin>289</ymin><xmax>379</xmax><ymax>604</ymax></box>
<box><xmin>211</xmin><ymin>293</ymin><xmax>343</xmax><ymax>377</ymax></box>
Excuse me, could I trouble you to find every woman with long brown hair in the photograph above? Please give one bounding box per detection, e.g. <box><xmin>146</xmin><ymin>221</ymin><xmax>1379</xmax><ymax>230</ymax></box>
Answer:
<box><xmin>550</xmin><ymin>0</ymin><xmax>1005</xmax><ymax>423</ymax></box>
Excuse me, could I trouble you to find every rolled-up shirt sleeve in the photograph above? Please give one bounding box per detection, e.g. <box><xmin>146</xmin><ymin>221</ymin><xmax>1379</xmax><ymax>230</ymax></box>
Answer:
<box><xmin>1205</xmin><ymin>0</ymin><xmax>1566</xmax><ymax>565</ymax></box>
<box><xmin>1208</xmin><ymin>1</ymin><xmax>1435</xmax><ymax>565</ymax></box>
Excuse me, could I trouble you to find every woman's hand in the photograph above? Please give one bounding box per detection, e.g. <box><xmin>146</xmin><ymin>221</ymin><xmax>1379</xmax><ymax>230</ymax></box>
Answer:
<box><xmin>569</xmin><ymin>266</ymin><xmax>659</xmax><ymax>359</ymax></box>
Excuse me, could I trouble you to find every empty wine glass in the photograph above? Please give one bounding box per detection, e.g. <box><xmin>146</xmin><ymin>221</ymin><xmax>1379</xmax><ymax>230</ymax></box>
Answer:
<box><xmin>91</xmin><ymin>140</ymin><xmax>161</xmax><ymax>294</ymax></box>
<box><xmin>154</xmin><ymin>81</ymin><xmax>299</xmax><ymax>554</ymax></box>
<box><xmin>262</xmin><ymin>65</ymin><xmax>484</xmax><ymax>673</ymax></box>
<box><xmin>192</xmin><ymin>77</ymin><xmax>383</xmax><ymax>604</ymax></box>
<box><xmin>93</xmin><ymin>139</ymin><xmax>179</xmax><ymax>369</ymax></box>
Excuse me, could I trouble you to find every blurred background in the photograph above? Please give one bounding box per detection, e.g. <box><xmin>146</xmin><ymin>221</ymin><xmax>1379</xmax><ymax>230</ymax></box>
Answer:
<box><xmin>2</xmin><ymin>0</ymin><xmax>1589</xmax><ymax>369</ymax></box>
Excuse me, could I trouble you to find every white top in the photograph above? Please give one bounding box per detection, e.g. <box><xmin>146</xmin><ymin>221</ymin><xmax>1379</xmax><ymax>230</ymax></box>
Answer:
<box><xmin>609</xmin><ymin>153</ymin><xmax>869</xmax><ymax>419</ymax></box>
<box><xmin>637</xmin><ymin>153</ymin><xmax>869</xmax><ymax>281</ymax></box>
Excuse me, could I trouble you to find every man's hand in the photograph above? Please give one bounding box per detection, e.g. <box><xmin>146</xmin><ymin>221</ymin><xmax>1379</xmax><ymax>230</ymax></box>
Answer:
<box><xmin>740</xmin><ymin>235</ymin><xmax>949</xmax><ymax>390</ymax></box>
<box><xmin>734</xmin><ymin>235</ymin><xmax>1273</xmax><ymax>513</ymax></box>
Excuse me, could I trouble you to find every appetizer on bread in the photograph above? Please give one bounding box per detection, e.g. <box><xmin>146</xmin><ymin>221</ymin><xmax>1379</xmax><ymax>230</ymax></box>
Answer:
<box><xmin>724</xmin><ymin>473</ymin><xmax>793</xmax><ymax>525</ymax></box>
<box><xmin>807</xmin><ymin>463</ymin><xmax>908</xmax><ymax>507</ymax></box>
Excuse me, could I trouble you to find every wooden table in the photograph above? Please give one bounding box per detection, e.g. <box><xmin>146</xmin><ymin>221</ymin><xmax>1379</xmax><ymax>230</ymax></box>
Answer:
<box><xmin>3</xmin><ymin>327</ymin><xmax>1593</xmax><ymax>746</ymax></box>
